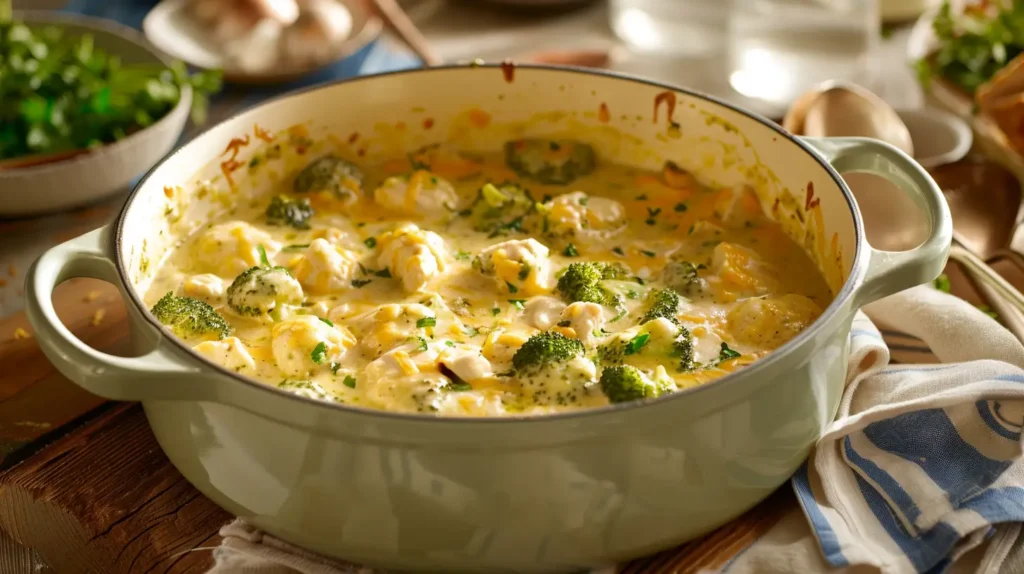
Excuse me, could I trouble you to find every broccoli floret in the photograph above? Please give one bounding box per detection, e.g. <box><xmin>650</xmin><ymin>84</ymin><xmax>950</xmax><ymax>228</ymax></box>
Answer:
<box><xmin>512</xmin><ymin>331</ymin><xmax>585</xmax><ymax>373</ymax></box>
<box><xmin>555</xmin><ymin>261</ymin><xmax>628</xmax><ymax>306</ymax></box>
<box><xmin>265</xmin><ymin>195</ymin><xmax>314</xmax><ymax>229</ymax></box>
<box><xmin>226</xmin><ymin>266</ymin><xmax>304</xmax><ymax>317</ymax></box>
<box><xmin>672</xmin><ymin>328</ymin><xmax>696</xmax><ymax>371</ymax></box>
<box><xmin>466</xmin><ymin>182</ymin><xmax>535</xmax><ymax>237</ymax></box>
<box><xmin>662</xmin><ymin>260</ymin><xmax>705</xmax><ymax>296</ymax></box>
<box><xmin>641</xmin><ymin>289</ymin><xmax>681</xmax><ymax>325</ymax></box>
<box><xmin>600</xmin><ymin>365</ymin><xmax>668</xmax><ymax>404</ymax></box>
<box><xmin>505</xmin><ymin>139</ymin><xmax>596</xmax><ymax>185</ymax></box>
<box><xmin>150</xmin><ymin>292</ymin><xmax>231</xmax><ymax>341</ymax></box>
<box><xmin>293</xmin><ymin>155</ymin><xmax>363</xmax><ymax>199</ymax></box>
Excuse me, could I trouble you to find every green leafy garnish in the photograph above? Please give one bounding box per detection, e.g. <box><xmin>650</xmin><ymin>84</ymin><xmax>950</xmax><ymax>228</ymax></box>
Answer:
<box><xmin>674</xmin><ymin>202</ymin><xmax>688</xmax><ymax>212</ymax></box>
<box><xmin>934</xmin><ymin>273</ymin><xmax>951</xmax><ymax>293</ymax></box>
<box><xmin>625</xmin><ymin>333</ymin><xmax>650</xmax><ymax>355</ymax></box>
<box><xmin>343</xmin><ymin>375</ymin><xmax>357</xmax><ymax>388</ymax></box>
<box><xmin>508</xmin><ymin>299</ymin><xmax>526</xmax><ymax>309</ymax></box>
<box><xmin>506</xmin><ymin>281</ymin><xmax>519</xmax><ymax>294</ymax></box>
<box><xmin>416</xmin><ymin>316</ymin><xmax>436</xmax><ymax>328</ymax></box>
<box><xmin>257</xmin><ymin>244</ymin><xmax>270</xmax><ymax>267</ymax></box>
<box><xmin>282</xmin><ymin>244</ymin><xmax>310</xmax><ymax>252</ymax></box>
<box><xmin>363</xmin><ymin>237</ymin><xmax>377</xmax><ymax>249</ymax></box>
<box><xmin>563</xmin><ymin>243</ymin><xmax>579</xmax><ymax>257</ymax></box>
<box><xmin>311</xmin><ymin>342</ymin><xmax>328</xmax><ymax>364</ymax></box>
<box><xmin>0</xmin><ymin>13</ymin><xmax>222</xmax><ymax>161</ymax></box>
<box><xmin>351</xmin><ymin>278</ymin><xmax>372</xmax><ymax>288</ymax></box>
<box><xmin>718</xmin><ymin>343</ymin><xmax>741</xmax><ymax>362</ymax></box>
<box><xmin>319</xmin><ymin>317</ymin><xmax>334</xmax><ymax>327</ymax></box>
<box><xmin>918</xmin><ymin>1</ymin><xmax>1024</xmax><ymax>95</ymax></box>
<box><xmin>374</xmin><ymin>268</ymin><xmax>391</xmax><ymax>278</ymax></box>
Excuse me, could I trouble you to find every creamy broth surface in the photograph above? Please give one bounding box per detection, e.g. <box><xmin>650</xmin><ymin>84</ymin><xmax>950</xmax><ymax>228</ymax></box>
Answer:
<box><xmin>146</xmin><ymin>139</ymin><xmax>832</xmax><ymax>416</ymax></box>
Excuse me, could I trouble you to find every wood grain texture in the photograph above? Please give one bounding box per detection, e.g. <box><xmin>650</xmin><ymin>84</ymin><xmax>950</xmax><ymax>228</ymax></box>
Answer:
<box><xmin>0</xmin><ymin>403</ymin><xmax>230</xmax><ymax>574</ymax></box>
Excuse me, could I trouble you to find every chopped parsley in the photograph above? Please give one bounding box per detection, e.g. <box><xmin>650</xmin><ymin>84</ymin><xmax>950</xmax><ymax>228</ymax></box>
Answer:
<box><xmin>343</xmin><ymin>375</ymin><xmax>357</xmax><ymax>388</ymax></box>
<box><xmin>933</xmin><ymin>274</ymin><xmax>951</xmax><ymax>293</ymax></box>
<box><xmin>506</xmin><ymin>281</ymin><xmax>519</xmax><ymax>294</ymax></box>
<box><xmin>330</xmin><ymin>362</ymin><xmax>341</xmax><ymax>375</ymax></box>
<box><xmin>647</xmin><ymin>207</ymin><xmax>662</xmax><ymax>217</ymax></box>
<box><xmin>492</xmin><ymin>307</ymin><xmax>501</xmax><ymax>316</ymax></box>
<box><xmin>562</xmin><ymin>243</ymin><xmax>579</xmax><ymax>257</ymax></box>
<box><xmin>415</xmin><ymin>337</ymin><xmax>429</xmax><ymax>352</ymax></box>
<box><xmin>282</xmin><ymin>244</ymin><xmax>310</xmax><ymax>252</ymax></box>
<box><xmin>625</xmin><ymin>333</ymin><xmax>650</xmax><ymax>355</ymax></box>
<box><xmin>641</xmin><ymin>250</ymin><xmax>656</xmax><ymax>258</ymax></box>
<box><xmin>374</xmin><ymin>268</ymin><xmax>392</xmax><ymax>278</ymax></box>
<box><xmin>455</xmin><ymin>250</ymin><xmax>472</xmax><ymax>261</ymax></box>
<box><xmin>416</xmin><ymin>317</ymin><xmax>437</xmax><ymax>328</ymax></box>
<box><xmin>674</xmin><ymin>202</ymin><xmax>688</xmax><ymax>212</ymax></box>
<box><xmin>351</xmin><ymin>278</ymin><xmax>372</xmax><ymax>288</ymax></box>
<box><xmin>508</xmin><ymin>299</ymin><xmax>526</xmax><ymax>310</ymax></box>
<box><xmin>718</xmin><ymin>343</ymin><xmax>741</xmax><ymax>362</ymax></box>
<box><xmin>319</xmin><ymin>317</ymin><xmax>334</xmax><ymax>327</ymax></box>
<box><xmin>579</xmin><ymin>196</ymin><xmax>589</xmax><ymax>206</ymax></box>
<box><xmin>612</xmin><ymin>246</ymin><xmax>624</xmax><ymax>256</ymax></box>
<box><xmin>363</xmin><ymin>236</ymin><xmax>377</xmax><ymax>249</ymax></box>
<box><xmin>257</xmin><ymin>244</ymin><xmax>271</xmax><ymax>266</ymax></box>
<box><xmin>444</xmin><ymin>340</ymin><xmax>455</xmax><ymax>347</ymax></box>
<box><xmin>449</xmin><ymin>381</ymin><xmax>473</xmax><ymax>392</ymax></box>
<box><xmin>518</xmin><ymin>264</ymin><xmax>531</xmax><ymax>280</ymax></box>
<box><xmin>636</xmin><ymin>194</ymin><xmax>648</xmax><ymax>200</ymax></box>
<box><xmin>310</xmin><ymin>342</ymin><xmax>328</xmax><ymax>364</ymax></box>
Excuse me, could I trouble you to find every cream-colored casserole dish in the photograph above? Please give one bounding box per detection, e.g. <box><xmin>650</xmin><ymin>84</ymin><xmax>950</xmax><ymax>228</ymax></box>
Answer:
<box><xmin>26</xmin><ymin>65</ymin><xmax>951</xmax><ymax>572</ymax></box>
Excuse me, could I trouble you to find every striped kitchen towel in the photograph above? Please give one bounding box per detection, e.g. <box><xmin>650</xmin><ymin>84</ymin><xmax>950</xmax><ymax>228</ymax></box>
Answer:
<box><xmin>727</xmin><ymin>284</ymin><xmax>1024</xmax><ymax>574</ymax></box>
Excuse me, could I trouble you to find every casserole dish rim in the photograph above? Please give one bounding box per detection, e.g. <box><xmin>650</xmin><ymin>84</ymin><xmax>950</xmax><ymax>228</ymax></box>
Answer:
<box><xmin>112</xmin><ymin>62</ymin><xmax>866</xmax><ymax>422</ymax></box>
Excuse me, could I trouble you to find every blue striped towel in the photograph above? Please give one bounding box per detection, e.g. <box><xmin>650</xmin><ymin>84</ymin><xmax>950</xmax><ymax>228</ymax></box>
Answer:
<box><xmin>724</xmin><ymin>285</ymin><xmax>1024</xmax><ymax>574</ymax></box>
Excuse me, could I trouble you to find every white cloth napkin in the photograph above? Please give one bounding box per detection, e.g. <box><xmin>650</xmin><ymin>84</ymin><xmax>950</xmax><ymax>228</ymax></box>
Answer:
<box><xmin>208</xmin><ymin>286</ymin><xmax>1024</xmax><ymax>574</ymax></box>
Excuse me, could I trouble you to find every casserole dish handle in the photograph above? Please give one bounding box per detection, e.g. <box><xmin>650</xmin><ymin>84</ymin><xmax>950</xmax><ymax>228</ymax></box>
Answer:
<box><xmin>26</xmin><ymin>226</ymin><xmax>217</xmax><ymax>401</ymax></box>
<box><xmin>802</xmin><ymin>137</ymin><xmax>953</xmax><ymax>307</ymax></box>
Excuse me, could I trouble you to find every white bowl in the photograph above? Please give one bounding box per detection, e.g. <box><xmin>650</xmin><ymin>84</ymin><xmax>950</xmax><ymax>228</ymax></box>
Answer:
<box><xmin>0</xmin><ymin>12</ymin><xmax>191</xmax><ymax>218</ymax></box>
<box><xmin>896</xmin><ymin>107</ymin><xmax>973</xmax><ymax>168</ymax></box>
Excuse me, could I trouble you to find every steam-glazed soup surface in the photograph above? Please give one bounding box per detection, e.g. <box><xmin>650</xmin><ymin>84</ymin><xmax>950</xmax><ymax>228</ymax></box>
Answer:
<box><xmin>146</xmin><ymin>138</ymin><xmax>832</xmax><ymax>416</ymax></box>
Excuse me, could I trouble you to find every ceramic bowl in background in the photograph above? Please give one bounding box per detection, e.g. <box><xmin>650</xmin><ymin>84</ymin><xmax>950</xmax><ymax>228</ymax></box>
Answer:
<box><xmin>143</xmin><ymin>0</ymin><xmax>382</xmax><ymax>85</ymax></box>
<box><xmin>896</xmin><ymin>107</ymin><xmax>973</xmax><ymax>168</ymax></box>
<box><xmin>0</xmin><ymin>12</ymin><xmax>191</xmax><ymax>218</ymax></box>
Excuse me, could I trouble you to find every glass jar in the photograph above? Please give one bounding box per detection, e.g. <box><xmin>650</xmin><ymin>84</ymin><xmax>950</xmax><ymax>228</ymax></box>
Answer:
<box><xmin>727</xmin><ymin>0</ymin><xmax>880</xmax><ymax>107</ymax></box>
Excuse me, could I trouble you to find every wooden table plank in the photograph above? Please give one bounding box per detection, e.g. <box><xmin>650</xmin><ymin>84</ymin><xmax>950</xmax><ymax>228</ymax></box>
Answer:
<box><xmin>0</xmin><ymin>403</ymin><xmax>230</xmax><ymax>573</ymax></box>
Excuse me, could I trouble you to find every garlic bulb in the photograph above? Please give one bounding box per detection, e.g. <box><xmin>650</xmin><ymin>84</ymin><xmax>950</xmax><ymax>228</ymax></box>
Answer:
<box><xmin>281</xmin><ymin>0</ymin><xmax>352</xmax><ymax>64</ymax></box>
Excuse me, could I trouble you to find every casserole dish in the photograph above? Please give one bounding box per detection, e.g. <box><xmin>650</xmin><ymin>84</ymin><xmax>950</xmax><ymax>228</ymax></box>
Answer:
<box><xmin>26</xmin><ymin>65</ymin><xmax>951</xmax><ymax>572</ymax></box>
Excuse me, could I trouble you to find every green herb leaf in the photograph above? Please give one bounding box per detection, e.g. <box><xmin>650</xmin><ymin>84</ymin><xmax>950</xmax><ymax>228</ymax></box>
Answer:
<box><xmin>933</xmin><ymin>273</ymin><xmax>951</xmax><ymax>293</ymax></box>
<box><xmin>416</xmin><ymin>316</ymin><xmax>436</xmax><ymax>328</ymax></box>
<box><xmin>343</xmin><ymin>375</ymin><xmax>357</xmax><ymax>388</ymax></box>
<box><xmin>612</xmin><ymin>246</ymin><xmax>624</xmax><ymax>256</ymax></box>
<box><xmin>374</xmin><ymin>267</ymin><xmax>392</xmax><ymax>278</ymax></box>
<box><xmin>455</xmin><ymin>250</ymin><xmax>472</xmax><ymax>261</ymax></box>
<box><xmin>492</xmin><ymin>307</ymin><xmax>501</xmax><ymax>316</ymax></box>
<box><xmin>311</xmin><ymin>342</ymin><xmax>328</xmax><ymax>364</ymax></box>
<box><xmin>351</xmin><ymin>278</ymin><xmax>372</xmax><ymax>288</ymax></box>
<box><xmin>415</xmin><ymin>336</ymin><xmax>429</xmax><ymax>352</ymax></box>
<box><xmin>563</xmin><ymin>243</ymin><xmax>579</xmax><ymax>257</ymax></box>
<box><xmin>625</xmin><ymin>333</ymin><xmax>650</xmax><ymax>355</ymax></box>
<box><xmin>363</xmin><ymin>237</ymin><xmax>377</xmax><ymax>249</ymax></box>
<box><xmin>257</xmin><ymin>244</ymin><xmax>270</xmax><ymax>267</ymax></box>
<box><xmin>506</xmin><ymin>281</ymin><xmax>519</xmax><ymax>294</ymax></box>
<box><xmin>718</xmin><ymin>343</ymin><xmax>741</xmax><ymax>362</ymax></box>
<box><xmin>449</xmin><ymin>381</ymin><xmax>473</xmax><ymax>391</ymax></box>
<box><xmin>319</xmin><ymin>317</ymin><xmax>334</xmax><ymax>327</ymax></box>
<box><xmin>674</xmin><ymin>202</ymin><xmax>688</xmax><ymax>212</ymax></box>
<box><xmin>641</xmin><ymin>250</ymin><xmax>656</xmax><ymax>258</ymax></box>
<box><xmin>508</xmin><ymin>299</ymin><xmax>526</xmax><ymax>309</ymax></box>
<box><xmin>282</xmin><ymin>244</ymin><xmax>310</xmax><ymax>252</ymax></box>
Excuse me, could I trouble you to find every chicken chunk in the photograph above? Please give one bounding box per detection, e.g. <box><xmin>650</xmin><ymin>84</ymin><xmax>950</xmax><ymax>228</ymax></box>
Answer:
<box><xmin>271</xmin><ymin>315</ymin><xmax>356</xmax><ymax>376</ymax></box>
<box><xmin>349</xmin><ymin>303</ymin><xmax>435</xmax><ymax>358</ymax></box>
<box><xmin>541</xmin><ymin>191</ymin><xmax>626</xmax><ymax>243</ymax></box>
<box><xmin>559</xmin><ymin>302</ymin><xmax>605</xmax><ymax>347</ymax></box>
<box><xmin>523</xmin><ymin>296</ymin><xmax>567</xmax><ymax>331</ymax></box>
<box><xmin>706</xmin><ymin>242</ymin><xmax>779</xmax><ymax>302</ymax></box>
<box><xmin>291</xmin><ymin>238</ymin><xmax>360</xmax><ymax>294</ymax></box>
<box><xmin>473</xmin><ymin>238</ymin><xmax>553</xmax><ymax>295</ymax></box>
<box><xmin>439</xmin><ymin>346</ymin><xmax>494</xmax><ymax>383</ymax></box>
<box><xmin>377</xmin><ymin>223</ymin><xmax>449</xmax><ymax>293</ymax></box>
<box><xmin>361</xmin><ymin>346</ymin><xmax>450</xmax><ymax>413</ymax></box>
<box><xmin>193</xmin><ymin>221</ymin><xmax>281</xmax><ymax>276</ymax></box>
<box><xmin>373</xmin><ymin>170</ymin><xmax>458</xmax><ymax>216</ymax></box>
<box><xmin>727</xmin><ymin>294</ymin><xmax>822</xmax><ymax>350</ymax></box>
<box><xmin>182</xmin><ymin>274</ymin><xmax>226</xmax><ymax>305</ymax></box>
<box><xmin>193</xmin><ymin>337</ymin><xmax>256</xmax><ymax>374</ymax></box>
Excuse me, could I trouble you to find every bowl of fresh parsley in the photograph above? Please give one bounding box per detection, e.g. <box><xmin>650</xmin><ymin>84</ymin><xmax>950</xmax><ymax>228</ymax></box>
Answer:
<box><xmin>0</xmin><ymin>8</ymin><xmax>221</xmax><ymax>217</ymax></box>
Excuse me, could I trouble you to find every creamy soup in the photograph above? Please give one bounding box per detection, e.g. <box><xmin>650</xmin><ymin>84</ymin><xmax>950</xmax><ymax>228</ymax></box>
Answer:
<box><xmin>146</xmin><ymin>138</ymin><xmax>832</xmax><ymax>416</ymax></box>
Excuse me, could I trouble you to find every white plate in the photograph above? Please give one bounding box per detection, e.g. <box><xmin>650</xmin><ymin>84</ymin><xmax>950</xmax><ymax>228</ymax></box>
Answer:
<box><xmin>143</xmin><ymin>0</ymin><xmax>383</xmax><ymax>85</ymax></box>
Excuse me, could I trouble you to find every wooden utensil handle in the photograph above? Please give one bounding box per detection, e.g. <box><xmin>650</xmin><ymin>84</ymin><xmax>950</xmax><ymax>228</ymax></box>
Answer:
<box><xmin>368</xmin><ymin>0</ymin><xmax>442</xmax><ymax>66</ymax></box>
